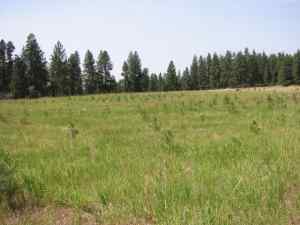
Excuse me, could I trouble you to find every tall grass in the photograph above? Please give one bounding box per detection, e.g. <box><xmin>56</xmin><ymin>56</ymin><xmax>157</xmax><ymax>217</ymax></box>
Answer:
<box><xmin>0</xmin><ymin>89</ymin><xmax>299</xmax><ymax>224</ymax></box>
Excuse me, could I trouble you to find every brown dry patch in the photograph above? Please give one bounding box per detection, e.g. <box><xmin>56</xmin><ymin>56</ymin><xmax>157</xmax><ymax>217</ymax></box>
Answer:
<box><xmin>2</xmin><ymin>206</ymin><xmax>97</xmax><ymax>225</ymax></box>
<box><xmin>284</xmin><ymin>184</ymin><xmax>300</xmax><ymax>225</ymax></box>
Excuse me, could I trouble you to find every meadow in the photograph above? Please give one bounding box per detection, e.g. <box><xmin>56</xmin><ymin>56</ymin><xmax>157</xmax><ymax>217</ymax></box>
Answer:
<box><xmin>0</xmin><ymin>87</ymin><xmax>300</xmax><ymax>225</ymax></box>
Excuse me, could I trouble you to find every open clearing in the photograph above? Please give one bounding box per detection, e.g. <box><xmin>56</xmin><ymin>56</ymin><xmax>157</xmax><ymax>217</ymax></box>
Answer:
<box><xmin>0</xmin><ymin>87</ymin><xmax>300</xmax><ymax>225</ymax></box>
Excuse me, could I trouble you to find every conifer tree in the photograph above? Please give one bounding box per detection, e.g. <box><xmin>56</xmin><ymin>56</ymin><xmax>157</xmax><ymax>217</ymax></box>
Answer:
<box><xmin>293</xmin><ymin>50</ymin><xmax>300</xmax><ymax>84</ymax></box>
<box><xmin>199</xmin><ymin>56</ymin><xmax>209</xmax><ymax>89</ymax></box>
<box><xmin>0</xmin><ymin>40</ymin><xmax>6</xmax><ymax>93</ymax></box>
<box><xmin>97</xmin><ymin>50</ymin><xmax>114</xmax><ymax>92</ymax></box>
<box><xmin>68</xmin><ymin>51</ymin><xmax>82</xmax><ymax>95</ymax></box>
<box><xmin>278</xmin><ymin>55</ymin><xmax>293</xmax><ymax>85</ymax></box>
<box><xmin>22</xmin><ymin>33</ymin><xmax>48</xmax><ymax>97</ymax></box>
<box><xmin>84</xmin><ymin>50</ymin><xmax>97</xmax><ymax>94</ymax></box>
<box><xmin>190</xmin><ymin>55</ymin><xmax>199</xmax><ymax>90</ymax></box>
<box><xmin>141</xmin><ymin>68</ymin><xmax>150</xmax><ymax>91</ymax></box>
<box><xmin>165</xmin><ymin>61</ymin><xmax>177</xmax><ymax>91</ymax></box>
<box><xmin>121</xmin><ymin>61</ymin><xmax>130</xmax><ymax>92</ymax></box>
<box><xmin>10</xmin><ymin>56</ymin><xmax>27</xmax><ymax>98</ymax></box>
<box><xmin>127</xmin><ymin>51</ymin><xmax>142</xmax><ymax>92</ymax></box>
<box><xmin>50</xmin><ymin>41</ymin><xmax>69</xmax><ymax>96</ymax></box>
<box><xmin>149</xmin><ymin>73</ymin><xmax>159</xmax><ymax>91</ymax></box>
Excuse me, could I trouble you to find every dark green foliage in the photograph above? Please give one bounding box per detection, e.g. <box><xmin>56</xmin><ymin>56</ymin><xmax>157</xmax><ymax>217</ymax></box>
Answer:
<box><xmin>190</xmin><ymin>56</ymin><xmax>199</xmax><ymax>90</ymax></box>
<box><xmin>180</xmin><ymin>67</ymin><xmax>191</xmax><ymax>90</ymax></box>
<box><xmin>97</xmin><ymin>50</ymin><xmax>116</xmax><ymax>92</ymax></box>
<box><xmin>50</xmin><ymin>41</ymin><xmax>69</xmax><ymax>96</ymax></box>
<box><xmin>22</xmin><ymin>33</ymin><xmax>48</xmax><ymax>97</ymax></box>
<box><xmin>278</xmin><ymin>55</ymin><xmax>294</xmax><ymax>86</ymax></box>
<box><xmin>68</xmin><ymin>51</ymin><xmax>83</xmax><ymax>95</ymax></box>
<box><xmin>149</xmin><ymin>73</ymin><xmax>159</xmax><ymax>91</ymax></box>
<box><xmin>165</xmin><ymin>61</ymin><xmax>178</xmax><ymax>91</ymax></box>
<box><xmin>3</xmin><ymin>33</ymin><xmax>300</xmax><ymax>98</ymax></box>
<box><xmin>84</xmin><ymin>50</ymin><xmax>97</xmax><ymax>94</ymax></box>
<box><xmin>293</xmin><ymin>50</ymin><xmax>300</xmax><ymax>84</ymax></box>
<box><xmin>0</xmin><ymin>39</ymin><xmax>7</xmax><ymax>93</ymax></box>
<box><xmin>10</xmin><ymin>56</ymin><xmax>27</xmax><ymax>98</ymax></box>
<box><xmin>141</xmin><ymin>68</ymin><xmax>150</xmax><ymax>91</ymax></box>
<box><xmin>127</xmin><ymin>51</ymin><xmax>143</xmax><ymax>92</ymax></box>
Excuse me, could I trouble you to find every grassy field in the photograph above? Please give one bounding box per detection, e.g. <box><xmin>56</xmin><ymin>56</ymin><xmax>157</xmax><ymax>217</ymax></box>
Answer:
<box><xmin>0</xmin><ymin>87</ymin><xmax>300</xmax><ymax>225</ymax></box>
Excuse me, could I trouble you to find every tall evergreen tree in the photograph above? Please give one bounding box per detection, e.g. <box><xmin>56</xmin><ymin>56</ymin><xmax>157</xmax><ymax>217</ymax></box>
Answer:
<box><xmin>68</xmin><ymin>51</ymin><xmax>82</xmax><ymax>95</ymax></box>
<box><xmin>190</xmin><ymin>55</ymin><xmax>199</xmax><ymax>90</ymax></box>
<box><xmin>127</xmin><ymin>51</ymin><xmax>142</xmax><ymax>92</ymax></box>
<box><xmin>149</xmin><ymin>73</ymin><xmax>159</xmax><ymax>91</ymax></box>
<box><xmin>0</xmin><ymin>40</ymin><xmax>6</xmax><ymax>93</ymax></box>
<box><xmin>210</xmin><ymin>53</ymin><xmax>221</xmax><ymax>88</ymax></box>
<box><xmin>293</xmin><ymin>50</ymin><xmax>300</xmax><ymax>84</ymax></box>
<box><xmin>84</xmin><ymin>50</ymin><xmax>97</xmax><ymax>94</ymax></box>
<box><xmin>22</xmin><ymin>33</ymin><xmax>48</xmax><ymax>97</ymax></box>
<box><xmin>50</xmin><ymin>41</ymin><xmax>69</xmax><ymax>96</ymax></box>
<box><xmin>278</xmin><ymin>55</ymin><xmax>293</xmax><ymax>85</ymax></box>
<box><xmin>5</xmin><ymin>41</ymin><xmax>15</xmax><ymax>93</ymax></box>
<box><xmin>232</xmin><ymin>51</ymin><xmax>247</xmax><ymax>87</ymax></box>
<box><xmin>180</xmin><ymin>67</ymin><xmax>190</xmax><ymax>90</ymax></box>
<box><xmin>199</xmin><ymin>56</ymin><xmax>209</xmax><ymax>89</ymax></box>
<box><xmin>121</xmin><ymin>61</ymin><xmax>130</xmax><ymax>92</ymax></box>
<box><xmin>97</xmin><ymin>50</ymin><xmax>114</xmax><ymax>92</ymax></box>
<box><xmin>158</xmin><ymin>73</ymin><xmax>164</xmax><ymax>91</ymax></box>
<box><xmin>165</xmin><ymin>61</ymin><xmax>177</xmax><ymax>91</ymax></box>
<box><xmin>141</xmin><ymin>68</ymin><xmax>150</xmax><ymax>91</ymax></box>
<box><xmin>220</xmin><ymin>51</ymin><xmax>233</xmax><ymax>88</ymax></box>
<box><xmin>10</xmin><ymin>56</ymin><xmax>27</xmax><ymax>98</ymax></box>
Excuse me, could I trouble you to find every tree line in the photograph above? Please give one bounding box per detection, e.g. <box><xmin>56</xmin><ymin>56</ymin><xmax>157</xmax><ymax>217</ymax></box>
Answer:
<box><xmin>1</xmin><ymin>33</ymin><xmax>300</xmax><ymax>98</ymax></box>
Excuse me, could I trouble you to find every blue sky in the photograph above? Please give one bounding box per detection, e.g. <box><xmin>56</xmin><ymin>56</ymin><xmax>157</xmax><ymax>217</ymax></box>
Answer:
<box><xmin>1</xmin><ymin>0</ymin><xmax>299</xmax><ymax>77</ymax></box>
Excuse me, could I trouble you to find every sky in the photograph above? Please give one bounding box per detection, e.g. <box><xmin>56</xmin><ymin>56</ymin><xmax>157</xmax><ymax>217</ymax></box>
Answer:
<box><xmin>1</xmin><ymin>0</ymin><xmax>300</xmax><ymax>78</ymax></box>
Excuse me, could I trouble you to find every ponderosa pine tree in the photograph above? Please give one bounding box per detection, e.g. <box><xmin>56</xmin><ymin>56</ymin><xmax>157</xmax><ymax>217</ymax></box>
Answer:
<box><xmin>10</xmin><ymin>56</ymin><xmax>27</xmax><ymax>98</ymax></box>
<box><xmin>68</xmin><ymin>51</ymin><xmax>82</xmax><ymax>95</ymax></box>
<box><xmin>269</xmin><ymin>54</ymin><xmax>278</xmax><ymax>84</ymax></box>
<box><xmin>97</xmin><ymin>50</ymin><xmax>114</xmax><ymax>92</ymax></box>
<box><xmin>220</xmin><ymin>51</ymin><xmax>233</xmax><ymax>88</ymax></box>
<box><xmin>210</xmin><ymin>53</ymin><xmax>221</xmax><ymax>88</ymax></box>
<box><xmin>149</xmin><ymin>73</ymin><xmax>159</xmax><ymax>91</ymax></box>
<box><xmin>180</xmin><ymin>67</ymin><xmax>190</xmax><ymax>90</ymax></box>
<box><xmin>158</xmin><ymin>73</ymin><xmax>164</xmax><ymax>91</ymax></box>
<box><xmin>22</xmin><ymin>33</ymin><xmax>48</xmax><ymax>97</ymax></box>
<box><xmin>141</xmin><ymin>68</ymin><xmax>150</xmax><ymax>91</ymax></box>
<box><xmin>5</xmin><ymin>41</ymin><xmax>15</xmax><ymax>93</ymax></box>
<box><xmin>292</xmin><ymin>50</ymin><xmax>300</xmax><ymax>84</ymax></box>
<box><xmin>127</xmin><ymin>51</ymin><xmax>143</xmax><ymax>92</ymax></box>
<box><xmin>190</xmin><ymin>55</ymin><xmax>199</xmax><ymax>90</ymax></box>
<box><xmin>199</xmin><ymin>56</ymin><xmax>209</xmax><ymax>89</ymax></box>
<box><xmin>121</xmin><ymin>61</ymin><xmax>130</xmax><ymax>92</ymax></box>
<box><xmin>165</xmin><ymin>61</ymin><xmax>177</xmax><ymax>91</ymax></box>
<box><xmin>0</xmin><ymin>40</ymin><xmax>6</xmax><ymax>93</ymax></box>
<box><xmin>50</xmin><ymin>41</ymin><xmax>69</xmax><ymax>96</ymax></box>
<box><xmin>84</xmin><ymin>50</ymin><xmax>97</xmax><ymax>94</ymax></box>
<box><xmin>278</xmin><ymin>55</ymin><xmax>293</xmax><ymax>86</ymax></box>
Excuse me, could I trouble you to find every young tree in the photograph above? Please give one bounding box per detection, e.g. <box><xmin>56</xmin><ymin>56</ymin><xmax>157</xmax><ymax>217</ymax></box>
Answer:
<box><xmin>84</xmin><ymin>50</ymin><xmax>97</xmax><ymax>94</ymax></box>
<box><xmin>22</xmin><ymin>33</ymin><xmax>48</xmax><ymax>97</ymax></box>
<box><xmin>180</xmin><ymin>67</ymin><xmax>190</xmax><ymax>90</ymax></box>
<box><xmin>68</xmin><ymin>51</ymin><xmax>82</xmax><ymax>95</ymax></box>
<box><xmin>165</xmin><ymin>61</ymin><xmax>177</xmax><ymax>91</ymax></box>
<box><xmin>10</xmin><ymin>56</ymin><xmax>27</xmax><ymax>98</ymax></box>
<box><xmin>50</xmin><ymin>41</ymin><xmax>69</xmax><ymax>96</ymax></box>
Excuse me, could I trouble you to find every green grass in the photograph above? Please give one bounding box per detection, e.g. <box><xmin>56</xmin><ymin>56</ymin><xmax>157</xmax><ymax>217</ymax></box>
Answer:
<box><xmin>0</xmin><ymin>89</ymin><xmax>300</xmax><ymax>224</ymax></box>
